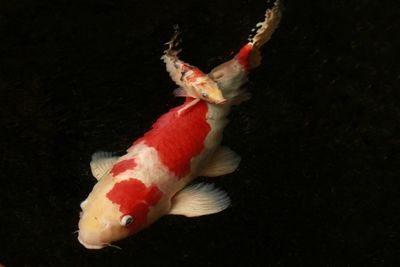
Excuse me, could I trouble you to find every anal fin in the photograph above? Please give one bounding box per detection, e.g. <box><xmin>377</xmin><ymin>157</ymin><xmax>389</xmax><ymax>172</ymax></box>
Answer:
<box><xmin>200</xmin><ymin>147</ymin><xmax>241</xmax><ymax>177</ymax></box>
<box><xmin>168</xmin><ymin>183</ymin><xmax>230</xmax><ymax>217</ymax></box>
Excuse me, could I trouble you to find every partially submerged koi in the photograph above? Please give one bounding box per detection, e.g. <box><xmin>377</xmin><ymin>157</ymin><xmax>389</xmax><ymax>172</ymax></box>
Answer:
<box><xmin>161</xmin><ymin>28</ymin><xmax>226</xmax><ymax>106</ymax></box>
<box><xmin>77</xmin><ymin>1</ymin><xmax>282</xmax><ymax>249</ymax></box>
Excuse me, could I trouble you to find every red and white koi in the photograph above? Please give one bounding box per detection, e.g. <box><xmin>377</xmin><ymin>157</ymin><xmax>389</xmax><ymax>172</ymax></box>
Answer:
<box><xmin>77</xmin><ymin>1</ymin><xmax>282</xmax><ymax>249</ymax></box>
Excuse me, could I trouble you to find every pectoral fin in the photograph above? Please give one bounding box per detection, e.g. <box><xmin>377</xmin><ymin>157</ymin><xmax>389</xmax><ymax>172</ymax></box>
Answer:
<box><xmin>168</xmin><ymin>183</ymin><xmax>230</xmax><ymax>217</ymax></box>
<box><xmin>90</xmin><ymin>151</ymin><xmax>119</xmax><ymax>180</ymax></box>
<box><xmin>200</xmin><ymin>147</ymin><xmax>241</xmax><ymax>177</ymax></box>
<box><xmin>177</xmin><ymin>98</ymin><xmax>201</xmax><ymax>116</ymax></box>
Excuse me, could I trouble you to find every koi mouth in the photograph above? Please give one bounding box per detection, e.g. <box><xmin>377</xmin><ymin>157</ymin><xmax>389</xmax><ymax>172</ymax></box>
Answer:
<box><xmin>216</xmin><ymin>99</ymin><xmax>227</xmax><ymax>104</ymax></box>
<box><xmin>77</xmin><ymin>236</ymin><xmax>106</xmax><ymax>249</ymax></box>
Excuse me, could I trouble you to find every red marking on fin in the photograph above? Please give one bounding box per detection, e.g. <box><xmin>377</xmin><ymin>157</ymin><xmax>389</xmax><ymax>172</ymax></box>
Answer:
<box><xmin>106</xmin><ymin>178</ymin><xmax>163</xmax><ymax>233</ymax></box>
<box><xmin>133</xmin><ymin>98</ymin><xmax>210</xmax><ymax>178</ymax></box>
<box><xmin>237</xmin><ymin>43</ymin><xmax>253</xmax><ymax>70</ymax></box>
<box><xmin>110</xmin><ymin>158</ymin><xmax>137</xmax><ymax>177</ymax></box>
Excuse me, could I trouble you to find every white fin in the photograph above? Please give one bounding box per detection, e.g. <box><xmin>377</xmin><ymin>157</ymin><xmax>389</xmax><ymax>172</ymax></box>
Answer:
<box><xmin>201</xmin><ymin>147</ymin><xmax>241</xmax><ymax>177</ymax></box>
<box><xmin>90</xmin><ymin>151</ymin><xmax>119</xmax><ymax>180</ymax></box>
<box><xmin>169</xmin><ymin>183</ymin><xmax>230</xmax><ymax>217</ymax></box>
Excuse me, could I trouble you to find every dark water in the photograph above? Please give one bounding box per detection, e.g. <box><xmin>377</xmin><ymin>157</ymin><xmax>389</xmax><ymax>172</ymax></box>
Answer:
<box><xmin>1</xmin><ymin>0</ymin><xmax>400</xmax><ymax>265</ymax></box>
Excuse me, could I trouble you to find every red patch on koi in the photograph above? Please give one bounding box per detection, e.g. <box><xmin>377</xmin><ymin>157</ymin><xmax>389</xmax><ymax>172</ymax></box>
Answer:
<box><xmin>181</xmin><ymin>64</ymin><xmax>189</xmax><ymax>71</ymax></box>
<box><xmin>106</xmin><ymin>178</ymin><xmax>163</xmax><ymax>233</ymax></box>
<box><xmin>110</xmin><ymin>158</ymin><xmax>137</xmax><ymax>177</ymax></box>
<box><xmin>237</xmin><ymin>43</ymin><xmax>253</xmax><ymax>70</ymax></box>
<box><xmin>133</xmin><ymin>98</ymin><xmax>210</xmax><ymax>177</ymax></box>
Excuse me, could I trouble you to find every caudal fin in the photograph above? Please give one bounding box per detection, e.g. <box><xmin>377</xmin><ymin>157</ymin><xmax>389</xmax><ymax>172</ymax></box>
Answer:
<box><xmin>161</xmin><ymin>26</ymin><xmax>187</xmax><ymax>88</ymax></box>
<box><xmin>245</xmin><ymin>0</ymin><xmax>283</xmax><ymax>69</ymax></box>
<box><xmin>249</xmin><ymin>0</ymin><xmax>283</xmax><ymax>50</ymax></box>
<box><xmin>163</xmin><ymin>25</ymin><xmax>182</xmax><ymax>57</ymax></box>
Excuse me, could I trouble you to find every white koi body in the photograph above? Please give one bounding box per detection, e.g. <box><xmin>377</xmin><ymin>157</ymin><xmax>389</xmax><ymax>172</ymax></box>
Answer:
<box><xmin>78</xmin><ymin>1</ymin><xmax>282</xmax><ymax>249</ymax></box>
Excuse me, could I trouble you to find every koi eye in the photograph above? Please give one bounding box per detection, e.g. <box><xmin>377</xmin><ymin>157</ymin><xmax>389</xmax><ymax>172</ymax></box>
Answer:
<box><xmin>201</xmin><ymin>93</ymin><xmax>209</xmax><ymax>98</ymax></box>
<box><xmin>120</xmin><ymin>215</ymin><xmax>134</xmax><ymax>227</ymax></box>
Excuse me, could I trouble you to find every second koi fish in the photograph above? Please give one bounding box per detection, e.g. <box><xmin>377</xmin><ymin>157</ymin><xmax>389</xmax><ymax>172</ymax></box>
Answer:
<box><xmin>161</xmin><ymin>30</ymin><xmax>226</xmax><ymax>106</ymax></box>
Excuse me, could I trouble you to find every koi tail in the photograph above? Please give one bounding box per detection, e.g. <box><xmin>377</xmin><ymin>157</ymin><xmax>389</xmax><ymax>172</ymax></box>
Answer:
<box><xmin>209</xmin><ymin>0</ymin><xmax>282</xmax><ymax>103</ymax></box>
<box><xmin>163</xmin><ymin>25</ymin><xmax>182</xmax><ymax>57</ymax></box>
<box><xmin>245</xmin><ymin>0</ymin><xmax>283</xmax><ymax>69</ymax></box>
<box><xmin>161</xmin><ymin>26</ymin><xmax>186</xmax><ymax>88</ymax></box>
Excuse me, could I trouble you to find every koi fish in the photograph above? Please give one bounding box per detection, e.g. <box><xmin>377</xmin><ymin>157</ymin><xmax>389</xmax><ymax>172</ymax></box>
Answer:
<box><xmin>161</xmin><ymin>28</ymin><xmax>226</xmax><ymax>107</ymax></box>
<box><xmin>77</xmin><ymin>1</ymin><xmax>282</xmax><ymax>249</ymax></box>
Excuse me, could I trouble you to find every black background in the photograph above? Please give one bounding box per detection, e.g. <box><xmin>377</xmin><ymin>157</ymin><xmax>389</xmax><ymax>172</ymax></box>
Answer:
<box><xmin>1</xmin><ymin>0</ymin><xmax>400</xmax><ymax>266</ymax></box>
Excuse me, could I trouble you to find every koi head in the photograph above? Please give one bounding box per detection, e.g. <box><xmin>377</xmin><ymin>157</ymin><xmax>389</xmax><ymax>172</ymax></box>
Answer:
<box><xmin>78</xmin><ymin>175</ymin><xmax>164</xmax><ymax>249</ymax></box>
<box><xmin>194</xmin><ymin>77</ymin><xmax>226</xmax><ymax>104</ymax></box>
